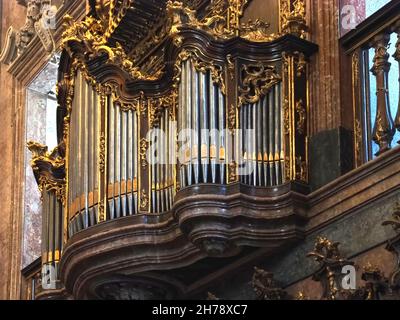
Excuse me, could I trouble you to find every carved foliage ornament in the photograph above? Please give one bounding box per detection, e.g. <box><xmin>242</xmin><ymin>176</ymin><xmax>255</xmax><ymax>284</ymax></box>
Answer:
<box><xmin>252</xmin><ymin>234</ymin><xmax>400</xmax><ymax>300</ymax></box>
<box><xmin>149</xmin><ymin>91</ymin><xmax>178</xmax><ymax>128</ymax></box>
<box><xmin>62</xmin><ymin>14</ymin><xmax>162</xmax><ymax>81</ymax></box>
<box><xmin>27</xmin><ymin>141</ymin><xmax>66</xmax><ymax>205</ymax></box>
<box><xmin>280</xmin><ymin>0</ymin><xmax>308</xmax><ymax>39</ymax></box>
<box><xmin>238</xmin><ymin>63</ymin><xmax>281</xmax><ymax>107</ymax></box>
<box><xmin>167</xmin><ymin>0</ymin><xmax>281</xmax><ymax>42</ymax></box>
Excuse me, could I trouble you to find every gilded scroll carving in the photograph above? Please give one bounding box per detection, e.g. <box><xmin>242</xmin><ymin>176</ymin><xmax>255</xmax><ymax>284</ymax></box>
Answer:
<box><xmin>140</xmin><ymin>189</ymin><xmax>149</xmax><ymax>210</ymax></box>
<box><xmin>167</xmin><ymin>0</ymin><xmax>280</xmax><ymax>42</ymax></box>
<box><xmin>280</xmin><ymin>0</ymin><xmax>308</xmax><ymax>39</ymax></box>
<box><xmin>99</xmin><ymin>132</ymin><xmax>106</xmax><ymax>174</ymax></box>
<box><xmin>252</xmin><ymin>267</ymin><xmax>288</xmax><ymax>300</ymax></box>
<box><xmin>295</xmin><ymin>99</ymin><xmax>306</xmax><ymax>134</ymax></box>
<box><xmin>251</xmin><ymin>233</ymin><xmax>400</xmax><ymax>300</ymax></box>
<box><xmin>140</xmin><ymin>138</ymin><xmax>149</xmax><ymax>169</ymax></box>
<box><xmin>149</xmin><ymin>91</ymin><xmax>178</xmax><ymax>128</ymax></box>
<box><xmin>62</xmin><ymin>14</ymin><xmax>163</xmax><ymax>81</ymax></box>
<box><xmin>27</xmin><ymin>141</ymin><xmax>66</xmax><ymax>205</ymax></box>
<box><xmin>238</xmin><ymin>63</ymin><xmax>281</xmax><ymax>107</ymax></box>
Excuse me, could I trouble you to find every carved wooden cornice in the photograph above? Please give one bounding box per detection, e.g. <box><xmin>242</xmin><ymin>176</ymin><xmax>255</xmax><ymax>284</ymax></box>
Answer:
<box><xmin>0</xmin><ymin>0</ymin><xmax>57</xmax><ymax>65</ymax></box>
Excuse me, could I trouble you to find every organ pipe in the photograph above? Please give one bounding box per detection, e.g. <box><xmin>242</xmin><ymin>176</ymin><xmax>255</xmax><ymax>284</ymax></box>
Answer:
<box><xmin>240</xmin><ymin>83</ymin><xmax>284</xmax><ymax>187</ymax></box>
<box><xmin>65</xmin><ymin>56</ymin><xmax>293</xmax><ymax>236</ymax></box>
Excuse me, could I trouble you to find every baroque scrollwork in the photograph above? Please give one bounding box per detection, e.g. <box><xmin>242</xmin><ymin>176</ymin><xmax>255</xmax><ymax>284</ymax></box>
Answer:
<box><xmin>149</xmin><ymin>91</ymin><xmax>178</xmax><ymax>128</ymax></box>
<box><xmin>62</xmin><ymin>14</ymin><xmax>163</xmax><ymax>81</ymax></box>
<box><xmin>140</xmin><ymin>189</ymin><xmax>149</xmax><ymax>210</ymax></box>
<box><xmin>295</xmin><ymin>99</ymin><xmax>306</xmax><ymax>134</ymax></box>
<box><xmin>252</xmin><ymin>267</ymin><xmax>288</xmax><ymax>300</ymax></box>
<box><xmin>238</xmin><ymin>63</ymin><xmax>281</xmax><ymax>107</ymax></box>
<box><xmin>27</xmin><ymin>141</ymin><xmax>66</xmax><ymax>205</ymax></box>
<box><xmin>99</xmin><ymin>132</ymin><xmax>106</xmax><ymax>174</ymax></box>
<box><xmin>167</xmin><ymin>0</ymin><xmax>281</xmax><ymax>42</ymax></box>
<box><xmin>383</xmin><ymin>204</ymin><xmax>400</xmax><ymax>290</ymax></box>
<box><xmin>280</xmin><ymin>0</ymin><xmax>308</xmax><ymax>39</ymax></box>
<box><xmin>251</xmin><ymin>233</ymin><xmax>400</xmax><ymax>300</ymax></box>
<box><xmin>140</xmin><ymin>138</ymin><xmax>149</xmax><ymax>169</ymax></box>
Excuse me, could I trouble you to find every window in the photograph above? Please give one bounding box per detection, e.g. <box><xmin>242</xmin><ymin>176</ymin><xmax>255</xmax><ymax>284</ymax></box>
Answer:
<box><xmin>365</xmin><ymin>35</ymin><xmax>400</xmax><ymax>158</ymax></box>
<box><xmin>23</xmin><ymin>54</ymin><xmax>60</xmax><ymax>268</ymax></box>
<box><xmin>340</xmin><ymin>0</ymin><xmax>392</xmax><ymax>37</ymax></box>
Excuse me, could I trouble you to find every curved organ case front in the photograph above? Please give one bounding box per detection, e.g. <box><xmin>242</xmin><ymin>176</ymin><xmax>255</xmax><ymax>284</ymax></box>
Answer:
<box><xmin>30</xmin><ymin>0</ymin><xmax>317</xmax><ymax>299</ymax></box>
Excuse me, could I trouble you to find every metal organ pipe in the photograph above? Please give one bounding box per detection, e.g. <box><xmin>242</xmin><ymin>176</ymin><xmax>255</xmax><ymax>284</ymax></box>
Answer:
<box><xmin>66</xmin><ymin>57</ymin><xmax>286</xmax><ymax>236</ymax></box>
<box><xmin>240</xmin><ymin>83</ymin><xmax>284</xmax><ymax>187</ymax></box>
<box><xmin>177</xmin><ymin>59</ymin><xmax>227</xmax><ymax>188</ymax></box>
<box><xmin>68</xmin><ymin>71</ymin><xmax>140</xmax><ymax>237</ymax></box>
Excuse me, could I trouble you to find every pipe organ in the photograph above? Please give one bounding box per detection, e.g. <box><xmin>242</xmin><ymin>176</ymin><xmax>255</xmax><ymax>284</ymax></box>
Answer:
<box><xmin>68</xmin><ymin>70</ymin><xmax>101</xmax><ymax>234</ymax></box>
<box><xmin>240</xmin><ymin>84</ymin><xmax>284</xmax><ymax>186</ymax></box>
<box><xmin>29</xmin><ymin>0</ymin><xmax>318</xmax><ymax>299</ymax></box>
<box><xmin>178</xmin><ymin>58</ymin><xmax>227</xmax><ymax>187</ymax></box>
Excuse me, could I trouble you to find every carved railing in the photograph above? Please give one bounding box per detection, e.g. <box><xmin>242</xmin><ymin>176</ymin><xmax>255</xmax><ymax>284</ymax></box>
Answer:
<box><xmin>342</xmin><ymin>1</ymin><xmax>400</xmax><ymax>167</ymax></box>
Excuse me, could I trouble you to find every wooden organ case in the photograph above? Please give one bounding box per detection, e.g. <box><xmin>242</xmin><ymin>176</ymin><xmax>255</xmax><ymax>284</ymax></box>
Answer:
<box><xmin>29</xmin><ymin>0</ymin><xmax>317</xmax><ymax>299</ymax></box>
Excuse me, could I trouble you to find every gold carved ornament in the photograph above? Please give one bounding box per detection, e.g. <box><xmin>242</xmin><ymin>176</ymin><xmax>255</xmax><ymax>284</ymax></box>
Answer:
<box><xmin>238</xmin><ymin>62</ymin><xmax>282</xmax><ymax>108</ymax></box>
<box><xmin>149</xmin><ymin>91</ymin><xmax>178</xmax><ymax>128</ymax></box>
<box><xmin>280</xmin><ymin>0</ymin><xmax>308</xmax><ymax>39</ymax></box>
<box><xmin>62</xmin><ymin>14</ymin><xmax>163</xmax><ymax>82</ymax></box>
<box><xmin>167</xmin><ymin>0</ymin><xmax>281</xmax><ymax>43</ymax></box>
<box><xmin>99</xmin><ymin>132</ymin><xmax>106</xmax><ymax>174</ymax></box>
<box><xmin>27</xmin><ymin>141</ymin><xmax>66</xmax><ymax>205</ymax></box>
<box><xmin>295</xmin><ymin>99</ymin><xmax>306</xmax><ymax>134</ymax></box>
<box><xmin>140</xmin><ymin>189</ymin><xmax>149</xmax><ymax>210</ymax></box>
<box><xmin>251</xmin><ymin>233</ymin><xmax>400</xmax><ymax>300</ymax></box>
<box><xmin>140</xmin><ymin>138</ymin><xmax>149</xmax><ymax>169</ymax></box>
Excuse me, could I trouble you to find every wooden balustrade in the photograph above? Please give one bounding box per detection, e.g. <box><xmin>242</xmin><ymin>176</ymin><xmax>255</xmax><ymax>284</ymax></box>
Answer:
<box><xmin>370</xmin><ymin>33</ymin><xmax>395</xmax><ymax>155</ymax></box>
<box><xmin>342</xmin><ymin>1</ymin><xmax>400</xmax><ymax>167</ymax></box>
